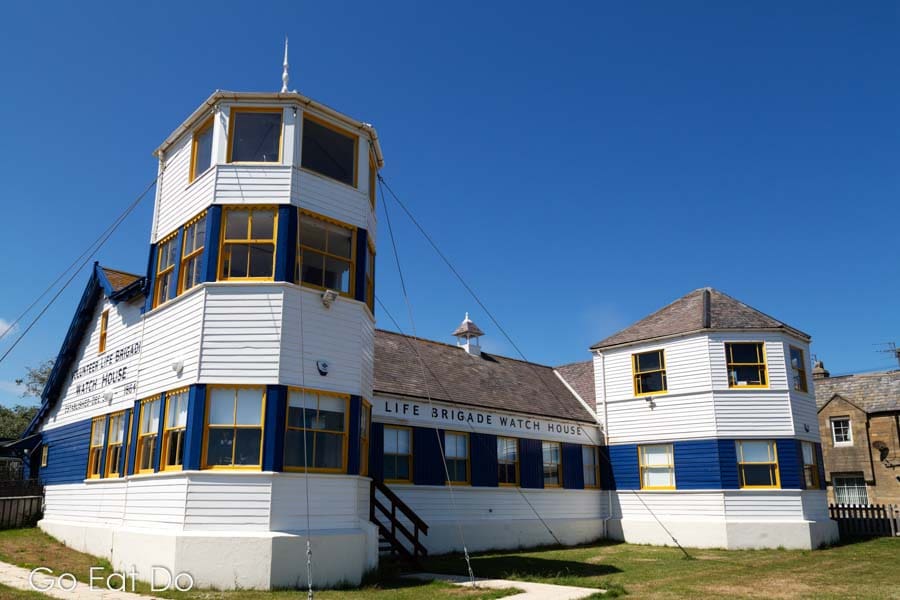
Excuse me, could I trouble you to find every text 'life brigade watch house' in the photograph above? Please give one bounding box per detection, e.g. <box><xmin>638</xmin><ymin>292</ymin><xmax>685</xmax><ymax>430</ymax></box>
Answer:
<box><xmin>18</xmin><ymin>67</ymin><xmax>838</xmax><ymax>590</ymax></box>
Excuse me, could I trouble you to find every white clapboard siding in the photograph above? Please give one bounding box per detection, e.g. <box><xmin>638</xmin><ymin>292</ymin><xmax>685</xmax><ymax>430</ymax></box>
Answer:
<box><xmin>183</xmin><ymin>474</ymin><xmax>272</xmax><ymax>531</ymax></box>
<box><xmin>723</xmin><ymin>491</ymin><xmax>805</xmax><ymax>521</ymax></box>
<box><xmin>156</xmin><ymin>167</ymin><xmax>216</xmax><ymax>243</ymax></box>
<box><xmin>122</xmin><ymin>477</ymin><xmax>188</xmax><ymax>529</ymax></box>
<box><xmin>708</xmin><ymin>333</ymin><xmax>789</xmax><ymax>391</ymax></box>
<box><xmin>294</xmin><ymin>169</ymin><xmax>369</xmax><ymax>231</ymax></box>
<box><xmin>44</xmin><ymin>482</ymin><xmax>127</xmax><ymax>524</ymax></box>
<box><xmin>280</xmin><ymin>287</ymin><xmax>371</xmax><ymax>396</ymax></box>
<box><xmin>136</xmin><ymin>291</ymin><xmax>205</xmax><ymax>398</ymax></box>
<box><xmin>213</xmin><ymin>164</ymin><xmax>293</xmax><ymax>205</ymax></box>
<box><xmin>606</xmin><ymin>392</ymin><xmax>717</xmax><ymax>444</ymax></box>
<box><xmin>611</xmin><ymin>491</ymin><xmax>726</xmax><ymax>520</ymax></box>
<box><xmin>270</xmin><ymin>475</ymin><xmax>369</xmax><ymax>531</ymax></box>
<box><xmin>153</xmin><ymin>134</ymin><xmax>193</xmax><ymax>242</ymax></box>
<box><xmin>712</xmin><ymin>389</ymin><xmax>795</xmax><ymax>437</ymax></box>
<box><xmin>199</xmin><ymin>285</ymin><xmax>283</xmax><ymax>383</ymax></box>
<box><xmin>801</xmin><ymin>491</ymin><xmax>829</xmax><ymax>521</ymax></box>
<box><xmin>389</xmin><ymin>486</ymin><xmax>606</xmax><ymax>524</ymax></box>
<box><xmin>602</xmin><ymin>335</ymin><xmax>713</xmax><ymax>402</ymax></box>
<box><xmin>789</xmin><ymin>391</ymin><xmax>820</xmax><ymax>440</ymax></box>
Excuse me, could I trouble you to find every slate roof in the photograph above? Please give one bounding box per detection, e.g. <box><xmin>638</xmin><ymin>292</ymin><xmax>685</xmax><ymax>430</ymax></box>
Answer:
<box><xmin>374</xmin><ymin>329</ymin><xmax>596</xmax><ymax>423</ymax></box>
<box><xmin>101</xmin><ymin>267</ymin><xmax>142</xmax><ymax>292</ymax></box>
<box><xmin>591</xmin><ymin>287</ymin><xmax>809</xmax><ymax>350</ymax></box>
<box><xmin>815</xmin><ymin>370</ymin><xmax>900</xmax><ymax>414</ymax></box>
<box><xmin>555</xmin><ymin>360</ymin><xmax>595</xmax><ymax>405</ymax></box>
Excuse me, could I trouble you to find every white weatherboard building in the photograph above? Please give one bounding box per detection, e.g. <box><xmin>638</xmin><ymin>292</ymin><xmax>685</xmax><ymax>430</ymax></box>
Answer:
<box><xmin>19</xmin><ymin>74</ymin><xmax>838</xmax><ymax>589</ymax></box>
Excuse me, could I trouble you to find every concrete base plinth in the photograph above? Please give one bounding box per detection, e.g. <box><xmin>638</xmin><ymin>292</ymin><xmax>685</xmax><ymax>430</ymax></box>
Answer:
<box><xmin>606</xmin><ymin>518</ymin><xmax>839</xmax><ymax>550</ymax></box>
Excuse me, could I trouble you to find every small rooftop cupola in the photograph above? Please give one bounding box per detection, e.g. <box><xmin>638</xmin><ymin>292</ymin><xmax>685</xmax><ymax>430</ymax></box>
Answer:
<box><xmin>453</xmin><ymin>312</ymin><xmax>484</xmax><ymax>356</ymax></box>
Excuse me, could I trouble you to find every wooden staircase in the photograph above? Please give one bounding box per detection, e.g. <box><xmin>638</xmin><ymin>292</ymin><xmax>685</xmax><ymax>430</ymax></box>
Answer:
<box><xmin>370</xmin><ymin>479</ymin><xmax>429</xmax><ymax>565</ymax></box>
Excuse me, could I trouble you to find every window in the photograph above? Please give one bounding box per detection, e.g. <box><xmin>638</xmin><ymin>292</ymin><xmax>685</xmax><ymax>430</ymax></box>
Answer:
<box><xmin>368</xmin><ymin>154</ymin><xmax>377</xmax><ymax>209</ymax></box>
<box><xmin>801</xmin><ymin>441</ymin><xmax>820</xmax><ymax>489</ymax></box>
<box><xmin>583</xmin><ymin>446</ymin><xmax>600</xmax><ymax>488</ymax></box>
<box><xmin>154</xmin><ymin>233</ymin><xmax>178</xmax><ymax>308</ymax></box>
<box><xmin>789</xmin><ymin>346</ymin><xmax>808</xmax><ymax>393</ymax></box>
<box><xmin>284</xmin><ymin>389</ymin><xmax>348</xmax><ymax>472</ymax></box>
<box><xmin>40</xmin><ymin>446</ymin><xmax>48</xmax><ymax>468</ymax></box>
<box><xmin>228</xmin><ymin>108</ymin><xmax>282</xmax><ymax>163</ymax></box>
<box><xmin>833</xmin><ymin>474</ymin><xmax>869</xmax><ymax>505</ymax></box>
<box><xmin>639</xmin><ymin>444</ymin><xmax>675</xmax><ymax>490</ymax></box>
<box><xmin>87</xmin><ymin>416</ymin><xmax>106</xmax><ymax>479</ymax></box>
<box><xmin>191</xmin><ymin>117</ymin><xmax>214</xmax><ymax>181</ymax></box>
<box><xmin>445</xmin><ymin>432</ymin><xmax>469</xmax><ymax>484</ymax></box>
<box><xmin>301</xmin><ymin>115</ymin><xmax>357</xmax><ymax>186</ymax></box>
<box><xmin>831</xmin><ymin>418</ymin><xmax>852</xmax><ymax>445</ymax></box>
<box><xmin>542</xmin><ymin>441</ymin><xmax>562</xmax><ymax>487</ymax></box>
<box><xmin>205</xmin><ymin>387</ymin><xmax>265</xmax><ymax>468</ymax></box>
<box><xmin>360</xmin><ymin>400</ymin><xmax>371</xmax><ymax>477</ymax></box>
<box><xmin>136</xmin><ymin>397</ymin><xmax>162</xmax><ymax>473</ymax></box>
<box><xmin>98</xmin><ymin>310</ymin><xmax>109</xmax><ymax>354</ymax></box>
<box><xmin>296</xmin><ymin>211</ymin><xmax>355</xmax><ymax>295</ymax></box>
<box><xmin>220</xmin><ymin>207</ymin><xmax>277</xmax><ymax>280</ymax></box>
<box><xmin>383</xmin><ymin>426</ymin><xmax>412</xmax><ymax>482</ymax></box>
<box><xmin>365</xmin><ymin>241</ymin><xmax>375</xmax><ymax>312</ymax></box>
<box><xmin>633</xmin><ymin>349</ymin><xmax>667</xmax><ymax>395</ymax></box>
<box><xmin>104</xmin><ymin>411</ymin><xmax>126</xmax><ymax>478</ymax></box>
<box><xmin>497</xmin><ymin>437</ymin><xmax>518</xmax><ymax>486</ymax></box>
<box><xmin>162</xmin><ymin>389</ymin><xmax>189</xmax><ymax>470</ymax></box>
<box><xmin>725</xmin><ymin>342</ymin><xmax>768</xmax><ymax>387</ymax></box>
<box><xmin>179</xmin><ymin>213</ymin><xmax>207</xmax><ymax>293</ymax></box>
<box><xmin>736</xmin><ymin>440</ymin><xmax>780</xmax><ymax>488</ymax></box>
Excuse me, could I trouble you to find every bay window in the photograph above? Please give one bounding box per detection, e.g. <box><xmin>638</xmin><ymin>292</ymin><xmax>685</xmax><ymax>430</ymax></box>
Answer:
<box><xmin>790</xmin><ymin>346</ymin><xmax>808</xmax><ymax>393</ymax></box>
<box><xmin>725</xmin><ymin>342</ymin><xmax>768</xmax><ymax>388</ymax></box>
<box><xmin>633</xmin><ymin>349</ymin><xmax>667</xmax><ymax>395</ymax></box>
<box><xmin>639</xmin><ymin>444</ymin><xmax>675</xmax><ymax>490</ymax></box>
<box><xmin>163</xmin><ymin>389</ymin><xmax>189</xmax><ymax>470</ymax></box>
<box><xmin>297</xmin><ymin>211</ymin><xmax>355</xmax><ymax>295</ymax></box>
<box><xmin>228</xmin><ymin>108</ymin><xmax>282</xmax><ymax>163</ymax></box>
<box><xmin>191</xmin><ymin>117</ymin><xmax>214</xmax><ymax>181</ymax></box>
<box><xmin>301</xmin><ymin>115</ymin><xmax>357</xmax><ymax>186</ymax></box>
<box><xmin>284</xmin><ymin>389</ymin><xmax>348</xmax><ymax>472</ymax></box>
<box><xmin>736</xmin><ymin>440</ymin><xmax>780</xmax><ymax>488</ymax></box>
<box><xmin>801</xmin><ymin>441</ymin><xmax>820</xmax><ymax>489</ymax></box>
<box><xmin>154</xmin><ymin>233</ymin><xmax>178</xmax><ymax>308</ymax></box>
<box><xmin>220</xmin><ymin>207</ymin><xmax>277</xmax><ymax>280</ymax></box>
<box><xmin>179</xmin><ymin>213</ymin><xmax>206</xmax><ymax>293</ymax></box>
<box><xmin>204</xmin><ymin>386</ymin><xmax>265</xmax><ymax>468</ymax></box>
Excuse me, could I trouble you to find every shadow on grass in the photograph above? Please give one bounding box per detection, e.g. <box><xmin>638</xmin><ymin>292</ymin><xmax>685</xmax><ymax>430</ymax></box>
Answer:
<box><xmin>422</xmin><ymin>553</ymin><xmax>623</xmax><ymax>580</ymax></box>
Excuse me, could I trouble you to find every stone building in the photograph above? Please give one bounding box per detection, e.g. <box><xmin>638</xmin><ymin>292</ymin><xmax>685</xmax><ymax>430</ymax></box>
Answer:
<box><xmin>814</xmin><ymin>364</ymin><xmax>900</xmax><ymax>505</ymax></box>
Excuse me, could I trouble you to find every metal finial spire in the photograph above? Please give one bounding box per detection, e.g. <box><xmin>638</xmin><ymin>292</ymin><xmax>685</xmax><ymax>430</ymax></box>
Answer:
<box><xmin>281</xmin><ymin>36</ymin><xmax>289</xmax><ymax>93</ymax></box>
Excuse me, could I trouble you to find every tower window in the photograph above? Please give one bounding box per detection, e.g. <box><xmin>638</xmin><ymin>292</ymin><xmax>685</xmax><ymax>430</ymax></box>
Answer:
<box><xmin>228</xmin><ymin>109</ymin><xmax>282</xmax><ymax>163</ymax></box>
<box><xmin>163</xmin><ymin>389</ymin><xmax>189</xmax><ymax>471</ymax></box>
<box><xmin>220</xmin><ymin>207</ymin><xmax>277</xmax><ymax>280</ymax></box>
<box><xmin>296</xmin><ymin>211</ymin><xmax>355</xmax><ymax>295</ymax></box>
<box><xmin>284</xmin><ymin>389</ymin><xmax>348</xmax><ymax>473</ymax></box>
<box><xmin>365</xmin><ymin>241</ymin><xmax>375</xmax><ymax>312</ymax></box>
<box><xmin>632</xmin><ymin>349</ymin><xmax>667</xmax><ymax>396</ymax></box>
<box><xmin>179</xmin><ymin>212</ymin><xmax>207</xmax><ymax>293</ymax></box>
<box><xmin>725</xmin><ymin>342</ymin><xmax>768</xmax><ymax>387</ymax></box>
<box><xmin>735</xmin><ymin>440</ymin><xmax>780</xmax><ymax>488</ymax></box>
<box><xmin>638</xmin><ymin>444</ymin><xmax>675</xmax><ymax>490</ymax></box>
<box><xmin>154</xmin><ymin>233</ymin><xmax>178</xmax><ymax>308</ymax></box>
<box><xmin>789</xmin><ymin>346</ymin><xmax>808</xmax><ymax>393</ymax></box>
<box><xmin>191</xmin><ymin>117</ymin><xmax>214</xmax><ymax>181</ymax></box>
<box><xmin>301</xmin><ymin>115</ymin><xmax>357</xmax><ymax>187</ymax></box>
<box><xmin>801</xmin><ymin>441</ymin><xmax>820</xmax><ymax>489</ymax></box>
<box><xmin>204</xmin><ymin>386</ymin><xmax>265</xmax><ymax>468</ymax></box>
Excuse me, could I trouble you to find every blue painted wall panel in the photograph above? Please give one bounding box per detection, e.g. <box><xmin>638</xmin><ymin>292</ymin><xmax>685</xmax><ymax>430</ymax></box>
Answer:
<box><xmin>118</xmin><ymin>408</ymin><xmax>131</xmax><ymax>475</ymax></box>
<box><xmin>347</xmin><ymin>396</ymin><xmax>361</xmax><ymax>475</ymax></box>
<box><xmin>562</xmin><ymin>443</ymin><xmax>583</xmax><ymax>489</ymax></box>
<box><xmin>275</xmin><ymin>205</ymin><xmax>296</xmax><ymax>282</ymax></box>
<box><xmin>470</xmin><ymin>432</ymin><xmax>497</xmax><ymax>487</ymax></box>
<box><xmin>413</xmin><ymin>427</ymin><xmax>445</xmax><ymax>486</ymax></box>
<box><xmin>127</xmin><ymin>400</ymin><xmax>140</xmax><ymax>475</ymax></box>
<box><xmin>201</xmin><ymin>206</ymin><xmax>222</xmax><ymax>283</ymax></box>
<box><xmin>815</xmin><ymin>443</ymin><xmax>826</xmax><ymax>490</ymax></box>
<box><xmin>370</xmin><ymin>422</ymin><xmax>384</xmax><ymax>482</ymax></box>
<box><xmin>143</xmin><ymin>243</ymin><xmax>158</xmax><ymax>314</ymax></box>
<box><xmin>717</xmin><ymin>439</ymin><xmax>740</xmax><ymax>489</ymax></box>
<box><xmin>354</xmin><ymin>229</ymin><xmax>368</xmax><ymax>303</ymax></box>
<box><xmin>608</xmin><ymin>444</ymin><xmax>640</xmax><ymax>490</ymax></box>
<box><xmin>776</xmin><ymin>438</ymin><xmax>803</xmax><ymax>489</ymax></box>
<box><xmin>152</xmin><ymin>393</ymin><xmax>166</xmax><ymax>472</ymax></box>
<box><xmin>263</xmin><ymin>385</ymin><xmax>286</xmax><ymax>472</ymax></box>
<box><xmin>519</xmin><ymin>438</ymin><xmax>543</xmax><ymax>489</ymax></box>
<box><xmin>40</xmin><ymin>420</ymin><xmax>91</xmax><ymax>485</ymax></box>
<box><xmin>97</xmin><ymin>414</ymin><xmax>109</xmax><ymax>477</ymax></box>
<box><xmin>674</xmin><ymin>440</ymin><xmax>722</xmax><ymax>490</ymax></box>
<box><xmin>598</xmin><ymin>446</ymin><xmax>614</xmax><ymax>490</ymax></box>
<box><xmin>183</xmin><ymin>384</ymin><xmax>206</xmax><ymax>471</ymax></box>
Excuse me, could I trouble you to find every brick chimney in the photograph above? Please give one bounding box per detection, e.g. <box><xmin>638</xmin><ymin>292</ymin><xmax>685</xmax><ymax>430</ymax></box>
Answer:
<box><xmin>812</xmin><ymin>360</ymin><xmax>830</xmax><ymax>379</ymax></box>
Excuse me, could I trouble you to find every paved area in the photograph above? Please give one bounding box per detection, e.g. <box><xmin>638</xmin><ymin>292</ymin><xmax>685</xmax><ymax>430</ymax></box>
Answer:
<box><xmin>0</xmin><ymin>560</ymin><xmax>162</xmax><ymax>599</ymax></box>
<box><xmin>407</xmin><ymin>572</ymin><xmax>603</xmax><ymax>599</ymax></box>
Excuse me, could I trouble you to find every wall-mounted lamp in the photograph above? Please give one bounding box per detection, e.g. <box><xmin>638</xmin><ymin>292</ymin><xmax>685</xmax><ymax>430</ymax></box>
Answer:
<box><xmin>321</xmin><ymin>289</ymin><xmax>338</xmax><ymax>309</ymax></box>
<box><xmin>171</xmin><ymin>359</ymin><xmax>184</xmax><ymax>377</ymax></box>
<box><xmin>644</xmin><ymin>396</ymin><xmax>656</xmax><ymax>410</ymax></box>
<box><xmin>103</xmin><ymin>392</ymin><xmax>114</xmax><ymax>403</ymax></box>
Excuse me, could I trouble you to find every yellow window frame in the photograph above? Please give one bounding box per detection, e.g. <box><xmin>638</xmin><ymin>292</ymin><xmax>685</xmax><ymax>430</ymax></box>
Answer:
<box><xmin>190</xmin><ymin>116</ymin><xmax>215</xmax><ymax>182</ymax></box>
<box><xmin>725</xmin><ymin>342</ymin><xmax>769</xmax><ymax>388</ymax></box>
<box><xmin>801</xmin><ymin>441</ymin><xmax>820</xmax><ymax>489</ymax></box>
<box><xmin>218</xmin><ymin>206</ymin><xmax>278</xmax><ymax>281</ymax></box>
<box><xmin>789</xmin><ymin>345</ymin><xmax>808</xmax><ymax>393</ymax></box>
<box><xmin>40</xmin><ymin>445</ymin><xmax>48</xmax><ymax>468</ymax></box>
<box><xmin>296</xmin><ymin>209</ymin><xmax>357</xmax><ymax>297</ymax></box>
<box><xmin>226</xmin><ymin>107</ymin><xmax>284</xmax><ymax>164</ymax></box>
<box><xmin>135</xmin><ymin>397</ymin><xmax>161</xmax><ymax>474</ymax></box>
<box><xmin>736</xmin><ymin>440</ymin><xmax>781</xmax><ymax>489</ymax></box>
<box><xmin>632</xmin><ymin>349</ymin><xmax>667</xmax><ymax>396</ymax></box>
<box><xmin>360</xmin><ymin>399</ymin><xmax>371</xmax><ymax>477</ymax></box>
<box><xmin>87</xmin><ymin>416</ymin><xmax>105</xmax><ymax>479</ymax></box>
<box><xmin>368</xmin><ymin>153</ymin><xmax>377</xmax><ymax>209</ymax></box>
<box><xmin>383</xmin><ymin>425</ymin><xmax>413</xmax><ymax>484</ymax></box>
<box><xmin>104</xmin><ymin>411</ymin><xmax>127</xmax><ymax>478</ymax></box>
<box><xmin>161</xmin><ymin>388</ymin><xmax>189</xmax><ymax>472</ymax></box>
<box><xmin>444</xmin><ymin>431</ymin><xmax>470</xmax><ymax>485</ymax></box>
<box><xmin>365</xmin><ymin>239</ymin><xmax>375</xmax><ymax>312</ymax></box>
<box><xmin>283</xmin><ymin>388</ymin><xmax>350</xmax><ymax>474</ymax></box>
<box><xmin>497</xmin><ymin>436</ymin><xmax>519</xmax><ymax>487</ymax></box>
<box><xmin>638</xmin><ymin>444</ymin><xmax>675</xmax><ymax>490</ymax></box>
<box><xmin>583</xmin><ymin>446</ymin><xmax>601</xmax><ymax>489</ymax></box>
<box><xmin>201</xmin><ymin>385</ymin><xmax>266</xmax><ymax>470</ymax></box>
<box><xmin>98</xmin><ymin>309</ymin><xmax>109</xmax><ymax>354</ymax></box>
<box><xmin>542</xmin><ymin>440</ymin><xmax>562</xmax><ymax>488</ymax></box>
<box><xmin>301</xmin><ymin>113</ymin><xmax>359</xmax><ymax>188</ymax></box>
<box><xmin>178</xmin><ymin>211</ymin><xmax>207</xmax><ymax>294</ymax></box>
<box><xmin>154</xmin><ymin>232</ymin><xmax>178</xmax><ymax>308</ymax></box>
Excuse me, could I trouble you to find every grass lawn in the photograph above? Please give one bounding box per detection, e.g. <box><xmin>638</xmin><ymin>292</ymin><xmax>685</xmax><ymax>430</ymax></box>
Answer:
<box><xmin>423</xmin><ymin>537</ymin><xmax>900</xmax><ymax>599</ymax></box>
<box><xmin>0</xmin><ymin>583</ymin><xmax>53</xmax><ymax>599</ymax></box>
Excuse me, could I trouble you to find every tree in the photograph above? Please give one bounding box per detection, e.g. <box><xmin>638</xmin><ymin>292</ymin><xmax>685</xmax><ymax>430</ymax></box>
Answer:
<box><xmin>15</xmin><ymin>359</ymin><xmax>54</xmax><ymax>399</ymax></box>
<box><xmin>0</xmin><ymin>405</ymin><xmax>38</xmax><ymax>439</ymax></box>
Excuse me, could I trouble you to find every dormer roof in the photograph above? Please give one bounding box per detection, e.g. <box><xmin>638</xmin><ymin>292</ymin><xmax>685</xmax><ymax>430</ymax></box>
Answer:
<box><xmin>591</xmin><ymin>287</ymin><xmax>810</xmax><ymax>351</ymax></box>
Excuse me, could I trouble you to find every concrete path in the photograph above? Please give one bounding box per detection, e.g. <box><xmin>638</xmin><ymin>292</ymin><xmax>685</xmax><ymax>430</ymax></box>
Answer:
<box><xmin>0</xmin><ymin>560</ymin><xmax>162</xmax><ymax>599</ymax></box>
<box><xmin>407</xmin><ymin>572</ymin><xmax>603</xmax><ymax>599</ymax></box>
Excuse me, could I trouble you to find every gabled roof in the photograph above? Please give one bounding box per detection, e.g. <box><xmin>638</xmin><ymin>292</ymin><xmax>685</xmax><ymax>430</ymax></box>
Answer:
<box><xmin>23</xmin><ymin>264</ymin><xmax>145</xmax><ymax>437</ymax></box>
<box><xmin>555</xmin><ymin>360</ymin><xmax>595</xmax><ymax>405</ymax></box>
<box><xmin>591</xmin><ymin>287</ymin><xmax>809</xmax><ymax>351</ymax></box>
<box><xmin>374</xmin><ymin>330</ymin><xmax>596</xmax><ymax>423</ymax></box>
<box><xmin>815</xmin><ymin>370</ymin><xmax>900</xmax><ymax>414</ymax></box>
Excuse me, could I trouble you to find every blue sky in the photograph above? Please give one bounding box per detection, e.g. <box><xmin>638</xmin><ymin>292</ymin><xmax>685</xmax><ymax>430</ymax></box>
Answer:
<box><xmin>0</xmin><ymin>1</ymin><xmax>898</xmax><ymax>408</ymax></box>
